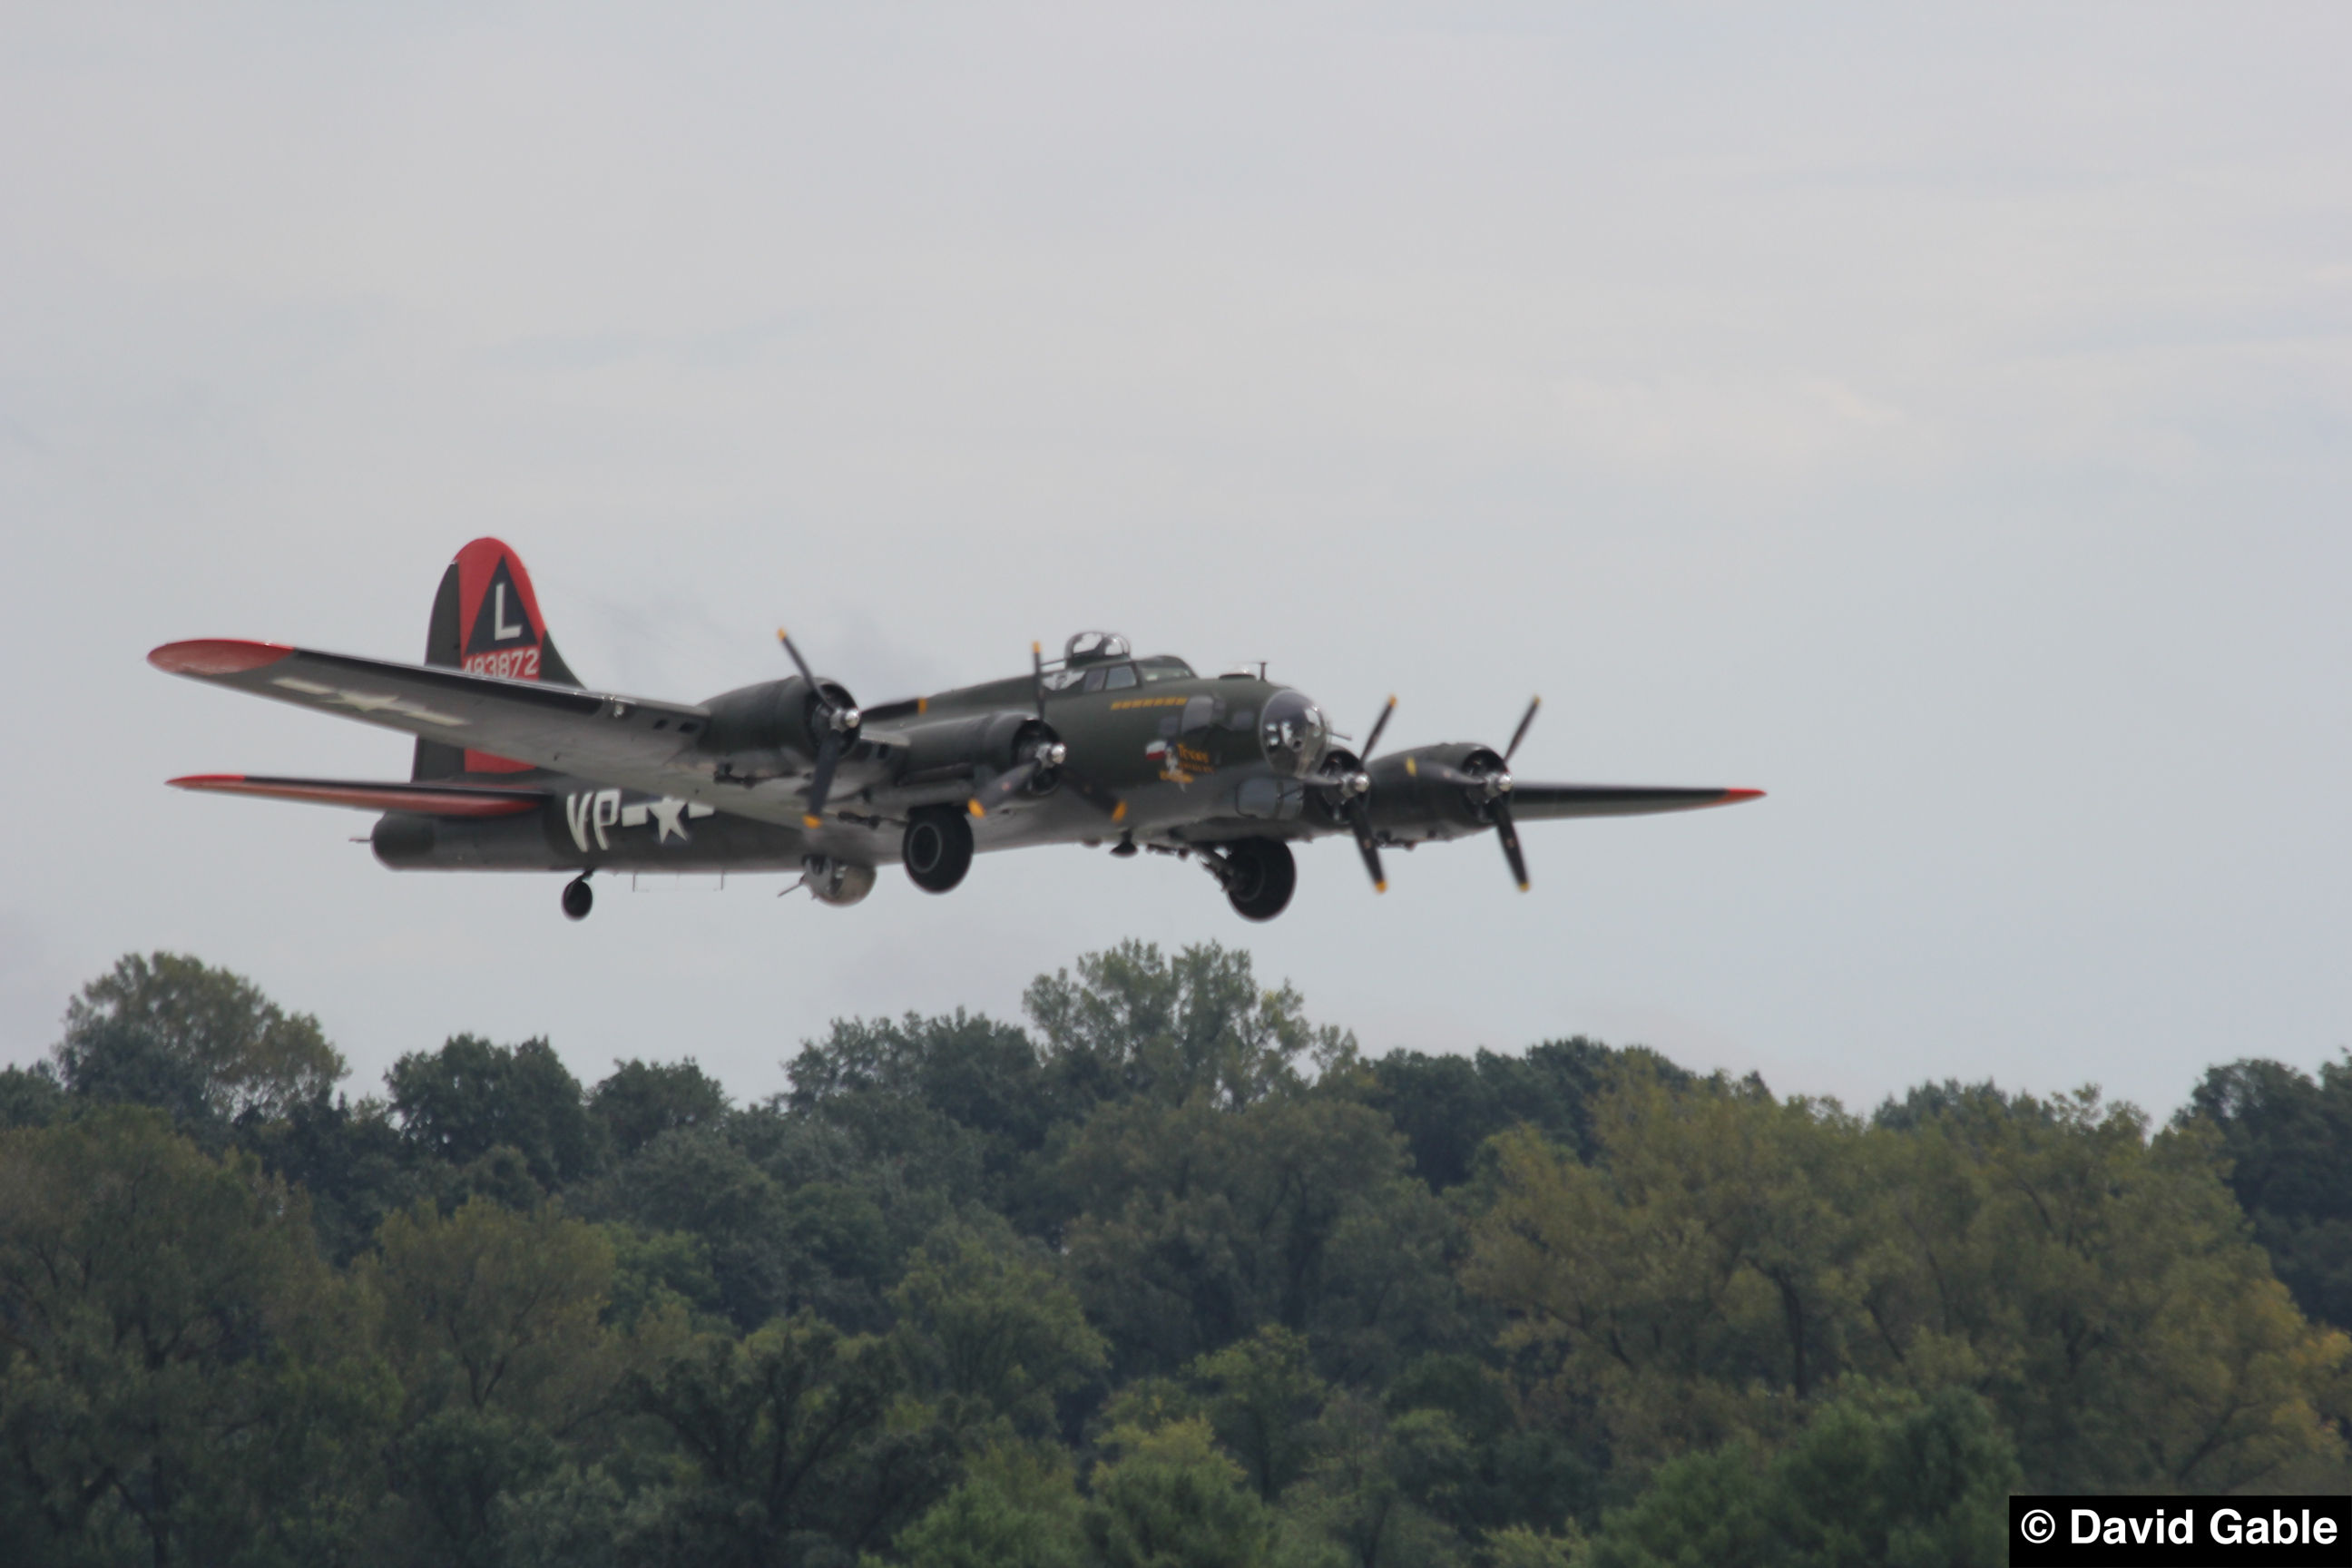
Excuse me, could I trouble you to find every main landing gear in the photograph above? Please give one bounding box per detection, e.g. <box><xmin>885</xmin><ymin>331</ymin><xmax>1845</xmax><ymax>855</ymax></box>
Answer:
<box><xmin>903</xmin><ymin>806</ymin><xmax>974</xmax><ymax>894</ymax></box>
<box><xmin>1202</xmin><ymin>837</ymin><xmax>1296</xmax><ymax>922</ymax></box>
<box><xmin>561</xmin><ymin>874</ymin><xmax>593</xmax><ymax>921</ymax></box>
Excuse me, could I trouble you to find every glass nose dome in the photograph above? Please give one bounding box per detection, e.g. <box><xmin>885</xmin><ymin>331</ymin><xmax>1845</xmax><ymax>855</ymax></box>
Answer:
<box><xmin>1258</xmin><ymin>690</ymin><xmax>1329</xmax><ymax>778</ymax></box>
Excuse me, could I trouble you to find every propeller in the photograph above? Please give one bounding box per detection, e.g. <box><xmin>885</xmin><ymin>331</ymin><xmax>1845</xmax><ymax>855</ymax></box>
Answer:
<box><xmin>777</xmin><ymin>627</ymin><xmax>862</xmax><ymax>829</ymax></box>
<box><xmin>1357</xmin><ymin>694</ymin><xmax>1540</xmax><ymax>892</ymax></box>
<box><xmin>1310</xmin><ymin>696</ymin><xmax>1396</xmax><ymax>892</ymax></box>
<box><xmin>969</xmin><ymin>642</ymin><xmax>1128</xmax><ymax>823</ymax></box>
<box><xmin>1491</xmin><ymin>696</ymin><xmax>1538</xmax><ymax>891</ymax></box>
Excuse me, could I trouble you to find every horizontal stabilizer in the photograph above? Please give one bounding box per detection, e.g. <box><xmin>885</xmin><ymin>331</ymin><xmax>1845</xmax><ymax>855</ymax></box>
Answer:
<box><xmin>169</xmin><ymin>774</ymin><xmax>545</xmax><ymax>818</ymax></box>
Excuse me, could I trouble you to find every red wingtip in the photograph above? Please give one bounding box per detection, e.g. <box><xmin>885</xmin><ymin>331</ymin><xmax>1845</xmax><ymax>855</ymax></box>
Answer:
<box><xmin>1720</xmin><ymin>788</ymin><xmax>1766</xmax><ymax>804</ymax></box>
<box><xmin>149</xmin><ymin>639</ymin><xmax>293</xmax><ymax>676</ymax></box>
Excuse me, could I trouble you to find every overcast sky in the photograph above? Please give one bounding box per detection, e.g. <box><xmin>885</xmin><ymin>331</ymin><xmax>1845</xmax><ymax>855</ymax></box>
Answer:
<box><xmin>4</xmin><ymin>4</ymin><xmax>2347</xmax><ymax>1120</ymax></box>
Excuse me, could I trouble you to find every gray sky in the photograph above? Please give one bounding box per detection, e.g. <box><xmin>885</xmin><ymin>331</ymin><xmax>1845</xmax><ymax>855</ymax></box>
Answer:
<box><xmin>5</xmin><ymin>4</ymin><xmax>2347</xmax><ymax>1120</ymax></box>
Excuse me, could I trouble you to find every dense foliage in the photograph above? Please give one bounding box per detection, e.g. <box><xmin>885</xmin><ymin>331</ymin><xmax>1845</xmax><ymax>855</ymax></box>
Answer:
<box><xmin>1</xmin><ymin>945</ymin><xmax>2345</xmax><ymax>1566</ymax></box>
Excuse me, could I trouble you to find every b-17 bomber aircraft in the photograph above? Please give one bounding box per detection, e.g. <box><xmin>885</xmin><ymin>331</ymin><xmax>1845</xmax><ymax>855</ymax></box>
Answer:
<box><xmin>152</xmin><ymin>539</ymin><xmax>1762</xmax><ymax>922</ymax></box>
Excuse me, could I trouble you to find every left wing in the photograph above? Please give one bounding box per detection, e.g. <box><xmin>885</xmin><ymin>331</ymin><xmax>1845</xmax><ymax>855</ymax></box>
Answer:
<box><xmin>149</xmin><ymin>639</ymin><xmax>809</xmax><ymax>826</ymax></box>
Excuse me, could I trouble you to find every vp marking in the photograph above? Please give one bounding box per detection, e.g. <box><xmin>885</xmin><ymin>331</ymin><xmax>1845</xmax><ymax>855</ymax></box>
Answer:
<box><xmin>566</xmin><ymin>790</ymin><xmax>715</xmax><ymax>851</ymax></box>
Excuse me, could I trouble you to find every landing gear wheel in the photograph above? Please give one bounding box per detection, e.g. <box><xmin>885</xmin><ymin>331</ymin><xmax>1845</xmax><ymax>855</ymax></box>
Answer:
<box><xmin>903</xmin><ymin>807</ymin><xmax>975</xmax><ymax>894</ymax></box>
<box><xmin>561</xmin><ymin>876</ymin><xmax>594</xmax><ymax>921</ymax></box>
<box><xmin>1222</xmin><ymin>838</ymin><xmax>1296</xmax><ymax>922</ymax></box>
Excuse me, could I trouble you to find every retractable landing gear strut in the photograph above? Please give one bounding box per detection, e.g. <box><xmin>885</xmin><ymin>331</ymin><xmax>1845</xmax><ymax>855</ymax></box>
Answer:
<box><xmin>1184</xmin><ymin>838</ymin><xmax>1297</xmax><ymax>922</ymax></box>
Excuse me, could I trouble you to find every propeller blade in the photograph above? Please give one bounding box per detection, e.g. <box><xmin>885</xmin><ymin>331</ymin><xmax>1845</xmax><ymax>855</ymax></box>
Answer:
<box><xmin>776</xmin><ymin>627</ymin><xmax>822</xmax><ymax>695</ymax></box>
<box><xmin>1059</xmin><ymin>768</ymin><xmax>1128</xmax><ymax>822</ymax></box>
<box><xmin>1032</xmin><ymin>642</ymin><xmax>1046</xmax><ymax>723</ymax></box>
<box><xmin>1494</xmin><ymin>796</ymin><xmax>1530</xmax><ymax>891</ymax></box>
<box><xmin>802</xmin><ymin>731</ymin><xmax>845</xmax><ymax>829</ymax></box>
<box><xmin>1504</xmin><ymin>695</ymin><xmax>1541</xmax><ymax>763</ymax></box>
<box><xmin>966</xmin><ymin>760</ymin><xmax>1040</xmax><ymax>818</ymax></box>
<box><xmin>1346</xmin><ymin>797</ymin><xmax>1387</xmax><ymax>893</ymax></box>
<box><xmin>1360</xmin><ymin>695</ymin><xmax>1397</xmax><ymax>762</ymax></box>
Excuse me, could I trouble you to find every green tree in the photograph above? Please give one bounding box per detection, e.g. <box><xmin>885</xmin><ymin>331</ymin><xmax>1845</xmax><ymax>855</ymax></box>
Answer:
<box><xmin>0</xmin><ymin>1062</ymin><xmax>64</xmax><ymax>1129</ymax></box>
<box><xmin>237</xmin><ymin>1090</ymin><xmax>425</xmax><ymax>1265</ymax></box>
<box><xmin>1278</xmin><ymin>1396</ymin><xmax>1470</xmax><ymax>1568</ymax></box>
<box><xmin>1059</xmin><ymin>1095</ymin><xmax>1450</xmax><ymax>1377</ymax></box>
<box><xmin>889</xmin><ymin>1443</ymin><xmax>1089</xmax><ymax>1568</ymax></box>
<box><xmin>628</xmin><ymin>1310</ymin><xmax>955</xmax><ymax>1567</ymax></box>
<box><xmin>0</xmin><ymin>1108</ymin><xmax>391</xmax><ymax>1566</ymax></box>
<box><xmin>891</xmin><ymin>1220</ymin><xmax>1107</xmax><ymax>1436</ymax></box>
<box><xmin>1190</xmin><ymin>1328</ymin><xmax>1328</xmax><ymax>1503</ymax></box>
<box><xmin>1362</xmin><ymin>1039</ymin><xmax>1689</xmax><ymax>1191</ymax></box>
<box><xmin>1086</xmin><ymin>1418</ymin><xmax>1279</xmax><ymax>1568</ymax></box>
<box><xmin>590</xmin><ymin>1057</ymin><xmax>732</xmax><ymax>1161</ymax></box>
<box><xmin>2180</xmin><ymin>1053</ymin><xmax>2352</xmax><ymax>1332</ymax></box>
<box><xmin>53</xmin><ymin>953</ymin><xmax>345</xmax><ymax>1130</ymax></box>
<box><xmin>362</xmin><ymin>1197</ymin><xmax>620</xmax><ymax>1566</ymax></box>
<box><xmin>1465</xmin><ymin>1073</ymin><xmax>2352</xmax><ymax>1493</ymax></box>
<box><xmin>1580</xmin><ymin>1387</ymin><xmax>2017</xmax><ymax>1568</ymax></box>
<box><xmin>1025</xmin><ymin>942</ymin><xmax>1354</xmax><ymax>1113</ymax></box>
<box><xmin>386</xmin><ymin>1035</ymin><xmax>602</xmax><ymax>1190</ymax></box>
<box><xmin>788</xmin><ymin>1010</ymin><xmax>1054</xmax><ymax>1201</ymax></box>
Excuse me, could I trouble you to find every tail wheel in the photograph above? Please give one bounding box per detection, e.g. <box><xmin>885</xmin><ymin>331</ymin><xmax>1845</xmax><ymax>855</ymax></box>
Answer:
<box><xmin>903</xmin><ymin>807</ymin><xmax>975</xmax><ymax>894</ymax></box>
<box><xmin>1223</xmin><ymin>838</ymin><xmax>1296</xmax><ymax>922</ymax></box>
<box><xmin>561</xmin><ymin>876</ymin><xmax>594</xmax><ymax>921</ymax></box>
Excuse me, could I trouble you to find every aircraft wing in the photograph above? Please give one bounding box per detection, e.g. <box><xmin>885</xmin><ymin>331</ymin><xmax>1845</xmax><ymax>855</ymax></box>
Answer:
<box><xmin>1505</xmin><ymin>783</ymin><xmax>1763</xmax><ymax>819</ymax></box>
<box><xmin>147</xmin><ymin>639</ymin><xmax>807</xmax><ymax>823</ymax></box>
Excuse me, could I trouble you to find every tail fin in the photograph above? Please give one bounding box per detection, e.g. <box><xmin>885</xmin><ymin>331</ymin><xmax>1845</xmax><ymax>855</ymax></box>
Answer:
<box><xmin>413</xmin><ymin>538</ymin><xmax>585</xmax><ymax>780</ymax></box>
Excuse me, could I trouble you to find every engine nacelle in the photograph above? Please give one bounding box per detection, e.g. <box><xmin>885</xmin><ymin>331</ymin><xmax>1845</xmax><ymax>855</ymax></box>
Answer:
<box><xmin>892</xmin><ymin>710</ymin><xmax>1035</xmax><ymax>777</ymax></box>
<box><xmin>801</xmin><ymin>856</ymin><xmax>876</xmax><ymax>906</ymax></box>
<box><xmin>1363</xmin><ymin>743</ymin><xmax>1508</xmax><ymax>841</ymax></box>
<box><xmin>698</xmin><ymin>676</ymin><xmax>858</xmax><ymax>773</ymax></box>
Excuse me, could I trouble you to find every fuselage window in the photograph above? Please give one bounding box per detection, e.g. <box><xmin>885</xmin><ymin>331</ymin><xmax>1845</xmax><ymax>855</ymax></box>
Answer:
<box><xmin>1080</xmin><ymin>667</ymin><xmax>1107</xmax><ymax>693</ymax></box>
<box><xmin>1137</xmin><ymin>656</ymin><xmax>1196</xmax><ymax>683</ymax></box>
<box><xmin>1103</xmin><ymin>664</ymin><xmax>1139</xmax><ymax>691</ymax></box>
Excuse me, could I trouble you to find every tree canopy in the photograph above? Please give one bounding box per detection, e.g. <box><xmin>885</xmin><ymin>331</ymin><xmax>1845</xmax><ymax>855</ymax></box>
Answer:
<box><xmin>2</xmin><ymin>941</ymin><xmax>2344</xmax><ymax>1566</ymax></box>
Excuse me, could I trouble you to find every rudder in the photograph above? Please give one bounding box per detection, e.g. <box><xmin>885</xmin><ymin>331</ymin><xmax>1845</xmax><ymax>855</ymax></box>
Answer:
<box><xmin>412</xmin><ymin>538</ymin><xmax>584</xmax><ymax>780</ymax></box>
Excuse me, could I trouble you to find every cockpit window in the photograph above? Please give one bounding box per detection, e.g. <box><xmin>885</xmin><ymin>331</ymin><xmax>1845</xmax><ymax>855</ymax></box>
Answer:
<box><xmin>1136</xmin><ymin>656</ymin><xmax>1195</xmax><ymax>682</ymax></box>
<box><xmin>1102</xmin><ymin>664</ymin><xmax>1138</xmax><ymax>691</ymax></box>
<box><xmin>1257</xmin><ymin>689</ymin><xmax>1328</xmax><ymax>778</ymax></box>
<box><xmin>1065</xmin><ymin>631</ymin><xmax>1131</xmax><ymax>666</ymax></box>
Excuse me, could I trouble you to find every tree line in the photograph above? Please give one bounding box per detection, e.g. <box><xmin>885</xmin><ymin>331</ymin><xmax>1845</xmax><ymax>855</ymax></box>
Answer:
<box><xmin>0</xmin><ymin>945</ymin><xmax>2346</xmax><ymax>1567</ymax></box>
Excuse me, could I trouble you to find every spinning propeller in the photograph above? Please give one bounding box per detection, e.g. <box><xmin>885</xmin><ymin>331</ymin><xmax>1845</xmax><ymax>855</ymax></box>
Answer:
<box><xmin>777</xmin><ymin>627</ymin><xmax>862</xmax><ymax>828</ymax></box>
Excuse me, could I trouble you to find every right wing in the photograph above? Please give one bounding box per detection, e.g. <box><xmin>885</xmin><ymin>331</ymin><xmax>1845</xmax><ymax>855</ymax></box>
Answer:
<box><xmin>149</xmin><ymin>639</ymin><xmax>808</xmax><ymax>827</ymax></box>
<box><xmin>1506</xmin><ymin>783</ymin><xmax>1764</xmax><ymax>820</ymax></box>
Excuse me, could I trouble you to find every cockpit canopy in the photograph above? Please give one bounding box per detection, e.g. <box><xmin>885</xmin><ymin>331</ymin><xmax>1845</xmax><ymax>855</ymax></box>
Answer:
<box><xmin>1064</xmin><ymin>631</ymin><xmax>1130</xmax><ymax>666</ymax></box>
<box><xmin>1041</xmin><ymin>632</ymin><xmax>1195</xmax><ymax>693</ymax></box>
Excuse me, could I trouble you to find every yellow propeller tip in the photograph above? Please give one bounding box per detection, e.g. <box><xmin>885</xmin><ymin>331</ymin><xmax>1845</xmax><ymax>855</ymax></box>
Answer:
<box><xmin>1374</xmin><ymin>881</ymin><xmax>1387</xmax><ymax>894</ymax></box>
<box><xmin>1517</xmin><ymin>882</ymin><xmax>1531</xmax><ymax>892</ymax></box>
<box><xmin>1110</xmin><ymin>802</ymin><xmax>1128</xmax><ymax>823</ymax></box>
<box><xmin>801</xmin><ymin>815</ymin><xmax>822</xmax><ymax>830</ymax></box>
<box><xmin>776</xmin><ymin>627</ymin><xmax>789</xmax><ymax>640</ymax></box>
